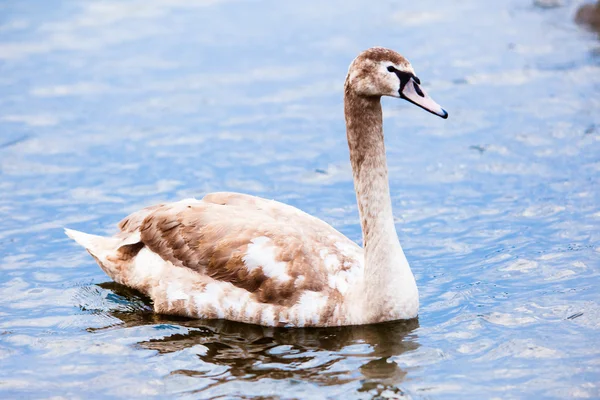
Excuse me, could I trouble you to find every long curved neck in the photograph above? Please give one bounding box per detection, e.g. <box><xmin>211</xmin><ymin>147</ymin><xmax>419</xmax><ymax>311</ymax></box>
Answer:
<box><xmin>344</xmin><ymin>90</ymin><xmax>399</xmax><ymax>260</ymax></box>
<box><xmin>344</xmin><ymin>88</ymin><xmax>418</xmax><ymax>320</ymax></box>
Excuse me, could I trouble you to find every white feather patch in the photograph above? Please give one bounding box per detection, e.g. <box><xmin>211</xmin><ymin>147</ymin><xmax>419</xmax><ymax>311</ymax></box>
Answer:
<box><xmin>166</xmin><ymin>280</ymin><xmax>189</xmax><ymax>306</ymax></box>
<box><xmin>261</xmin><ymin>307</ymin><xmax>276</xmax><ymax>326</ymax></box>
<box><xmin>193</xmin><ymin>283</ymin><xmax>224</xmax><ymax>319</ymax></box>
<box><xmin>130</xmin><ymin>248</ymin><xmax>169</xmax><ymax>288</ymax></box>
<box><xmin>297</xmin><ymin>291</ymin><xmax>329</xmax><ymax>326</ymax></box>
<box><xmin>243</xmin><ymin>236</ymin><xmax>291</xmax><ymax>282</ymax></box>
<box><xmin>324</xmin><ymin>254</ymin><xmax>339</xmax><ymax>271</ymax></box>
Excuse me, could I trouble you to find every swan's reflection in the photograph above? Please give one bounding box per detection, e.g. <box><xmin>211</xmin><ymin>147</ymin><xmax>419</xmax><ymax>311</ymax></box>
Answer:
<box><xmin>93</xmin><ymin>282</ymin><xmax>420</xmax><ymax>397</ymax></box>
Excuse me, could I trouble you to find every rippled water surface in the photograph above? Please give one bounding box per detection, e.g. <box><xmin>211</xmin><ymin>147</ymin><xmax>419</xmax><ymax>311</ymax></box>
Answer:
<box><xmin>1</xmin><ymin>0</ymin><xmax>599</xmax><ymax>398</ymax></box>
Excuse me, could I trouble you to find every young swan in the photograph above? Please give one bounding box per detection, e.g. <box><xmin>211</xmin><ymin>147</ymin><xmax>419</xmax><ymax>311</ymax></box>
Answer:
<box><xmin>66</xmin><ymin>47</ymin><xmax>448</xmax><ymax>327</ymax></box>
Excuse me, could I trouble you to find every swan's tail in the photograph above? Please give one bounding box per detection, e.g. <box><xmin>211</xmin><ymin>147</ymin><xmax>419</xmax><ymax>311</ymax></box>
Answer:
<box><xmin>65</xmin><ymin>228</ymin><xmax>121</xmax><ymax>258</ymax></box>
<box><xmin>65</xmin><ymin>228</ymin><xmax>132</xmax><ymax>282</ymax></box>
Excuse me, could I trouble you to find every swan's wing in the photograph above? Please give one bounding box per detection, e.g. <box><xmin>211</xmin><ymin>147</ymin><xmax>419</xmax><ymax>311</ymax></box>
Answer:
<box><xmin>202</xmin><ymin>192</ymin><xmax>275</xmax><ymax>207</ymax></box>
<box><xmin>118</xmin><ymin>196</ymin><xmax>363</xmax><ymax>307</ymax></box>
<box><xmin>202</xmin><ymin>192</ymin><xmax>345</xmax><ymax>234</ymax></box>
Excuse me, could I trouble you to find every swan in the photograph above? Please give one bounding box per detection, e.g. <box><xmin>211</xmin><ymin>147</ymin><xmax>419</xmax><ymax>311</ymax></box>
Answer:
<box><xmin>66</xmin><ymin>47</ymin><xmax>448</xmax><ymax>327</ymax></box>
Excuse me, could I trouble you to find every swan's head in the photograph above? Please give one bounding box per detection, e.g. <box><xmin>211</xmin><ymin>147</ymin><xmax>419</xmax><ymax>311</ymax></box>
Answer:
<box><xmin>345</xmin><ymin>47</ymin><xmax>448</xmax><ymax>119</ymax></box>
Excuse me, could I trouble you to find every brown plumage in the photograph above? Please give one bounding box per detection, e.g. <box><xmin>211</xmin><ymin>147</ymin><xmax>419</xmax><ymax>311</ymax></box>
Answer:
<box><xmin>124</xmin><ymin>193</ymin><xmax>359</xmax><ymax>308</ymax></box>
<box><xmin>66</xmin><ymin>47</ymin><xmax>448</xmax><ymax>327</ymax></box>
<box><xmin>576</xmin><ymin>1</ymin><xmax>600</xmax><ymax>32</ymax></box>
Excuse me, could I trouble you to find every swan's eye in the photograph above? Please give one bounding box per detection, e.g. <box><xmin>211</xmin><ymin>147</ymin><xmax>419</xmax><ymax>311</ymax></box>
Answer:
<box><xmin>387</xmin><ymin>66</ymin><xmax>395</xmax><ymax>72</ymax></box>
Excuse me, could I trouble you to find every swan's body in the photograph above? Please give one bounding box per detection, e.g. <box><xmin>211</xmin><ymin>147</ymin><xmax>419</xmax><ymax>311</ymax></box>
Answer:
<box><xmin>67</xmin><ymin>47</ymin><xmax>447</xmax><ymax>327</ymax></box>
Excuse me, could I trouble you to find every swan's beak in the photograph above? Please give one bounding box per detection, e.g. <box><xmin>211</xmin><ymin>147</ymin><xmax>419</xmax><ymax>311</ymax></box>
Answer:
<box><xmin>400</xmin><ymin>78</ymin><xmax>448</xmax><ymax>119</ymax></box>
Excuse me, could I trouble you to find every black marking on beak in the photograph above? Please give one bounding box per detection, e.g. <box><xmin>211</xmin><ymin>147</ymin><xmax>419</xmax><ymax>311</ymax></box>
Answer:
<box><xmin>387</xmin><ymin>66</ymin><xmax>419</xmax><ymax>95</ymax></box>
<box><xmin>388</xmin><ymin>65</ymin><xmax>448</xmax><ymax>119</ymax></box>
<box><xmin>413</xmin><ymin>81</ymin><xmax>424</xmax><ymax>97</ymax></box>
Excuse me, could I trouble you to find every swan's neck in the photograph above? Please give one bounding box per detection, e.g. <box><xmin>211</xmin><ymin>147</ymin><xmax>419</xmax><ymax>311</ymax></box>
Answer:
<box><xmin>344</xmin><ymin>89</ymin><xmax>418</xmax><ymax>320</ymax></box>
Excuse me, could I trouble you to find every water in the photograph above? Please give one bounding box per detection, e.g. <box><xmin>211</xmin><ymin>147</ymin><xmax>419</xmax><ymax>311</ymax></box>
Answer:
<box><xmin>1</xmin><ymin>0</ymin><xmax>599</xmax><ymax>398</ymax></box>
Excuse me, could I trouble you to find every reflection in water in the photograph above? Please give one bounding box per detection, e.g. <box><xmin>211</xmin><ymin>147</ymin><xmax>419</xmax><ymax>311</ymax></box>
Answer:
<box><xmin>96</xmin><ymin>282</ymin><xmax>419</xmax><ymax>397</ymax></box>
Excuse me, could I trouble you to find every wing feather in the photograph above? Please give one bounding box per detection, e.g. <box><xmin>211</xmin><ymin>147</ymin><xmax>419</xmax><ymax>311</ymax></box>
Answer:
<box><xmin>118</xmin><ymin>194</ymin><xmax>363</xmax><ymax>307</ymax></box>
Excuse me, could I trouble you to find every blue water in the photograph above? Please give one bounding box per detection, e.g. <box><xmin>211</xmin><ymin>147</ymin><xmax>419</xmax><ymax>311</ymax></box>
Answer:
<box><xmin>1</xmin><ymin>0</ymin><xmax>599</xmax><ymax>398</ymax></box>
